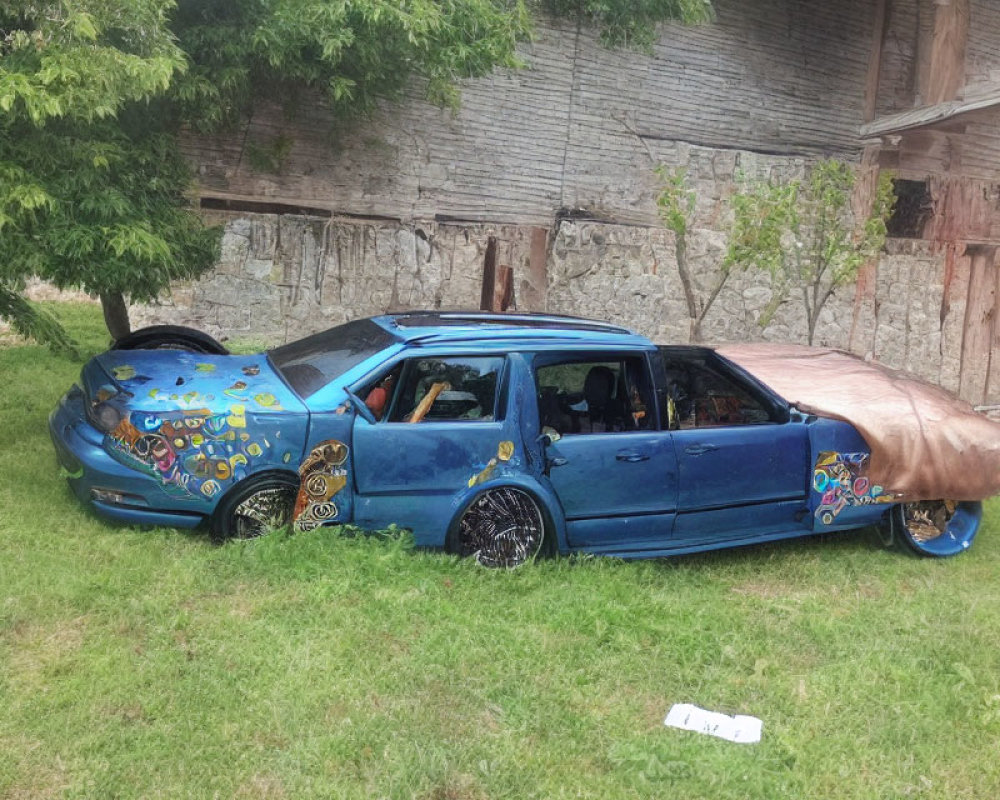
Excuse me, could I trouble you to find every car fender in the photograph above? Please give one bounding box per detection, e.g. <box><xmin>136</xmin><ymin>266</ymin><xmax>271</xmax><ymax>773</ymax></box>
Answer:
<box><xmin>446</xmin><ymin>474</ymin><xmax>569</xmax><ymax>554</ymax></box>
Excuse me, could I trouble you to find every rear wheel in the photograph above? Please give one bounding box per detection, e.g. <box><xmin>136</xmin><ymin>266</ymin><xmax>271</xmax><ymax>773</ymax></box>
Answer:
<box><xmin>889</xmin><ymin>500</ymin><xmax>983</xmax><ymax>557</ymax></box>
<box><xmin>211</xmin><ymin>474</ymin><xmax>298</xmax><ymax>543</ymax></box>
<box><xmin>112</xmin><ymin>325</ymin><xmax>229</xmax><ymax>355</ymax></box>
<box><xmin>452</xmin><ymin>487</ymin><xmax>549</xmax><ymax>568</ymax></box>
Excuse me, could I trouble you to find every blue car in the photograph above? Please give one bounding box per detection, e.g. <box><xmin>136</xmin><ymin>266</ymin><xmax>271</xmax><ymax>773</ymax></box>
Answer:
<box><xmin>50</xmin><ymin>312</ymin><xmax>982</xmax><ymax>566</ymax></box>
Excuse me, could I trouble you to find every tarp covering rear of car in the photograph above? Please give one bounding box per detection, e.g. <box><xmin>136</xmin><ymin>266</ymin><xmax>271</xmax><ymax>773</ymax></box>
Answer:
<box><xmin>716</xmin><ymin>343</ymin><xmax>1000</xmax><ymax>502</ymax></box>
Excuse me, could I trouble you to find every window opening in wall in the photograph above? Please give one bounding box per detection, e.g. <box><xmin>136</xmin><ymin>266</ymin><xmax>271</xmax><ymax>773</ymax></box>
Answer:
<box><xmin>887</xmin><ymin>179</ymin><xmax>933</xmax><ymax>239</ymax></box>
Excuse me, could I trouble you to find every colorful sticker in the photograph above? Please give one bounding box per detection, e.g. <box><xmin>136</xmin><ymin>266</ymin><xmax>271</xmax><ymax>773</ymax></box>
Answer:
<box><xmin>104</xmin><ymin>364</ymin><xmax>288</xmax><ymax>502</ymax></box>
<box><xmin>812</xmin><ymin>451</ymin><xmax>894</xmax><ymax>525</ymax></box>
<box><xmin>467</xmin><ymin>441</ymin><xmax>516</xmax><ymax>488</ymax></box>
<box><xmin>293</xmin><ymin>440</ymin><xmax>349</xmax><ymax>532</ymax></box>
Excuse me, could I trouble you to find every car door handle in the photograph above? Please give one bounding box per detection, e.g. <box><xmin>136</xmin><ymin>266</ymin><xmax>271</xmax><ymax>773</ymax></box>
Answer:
<box><xmin>548</xmin><ymin>456</ymin><xmax>568</xmax><ymax>468</ymax></box>
<box><xmin>685</xmin><ymin>443</ymin><xmax>719</xmax><ymax>456</ymax></box>
<box><xmin>616</xmin><ymin>450</ymin><xmax>650</xmax><ymax>463</ymax></box>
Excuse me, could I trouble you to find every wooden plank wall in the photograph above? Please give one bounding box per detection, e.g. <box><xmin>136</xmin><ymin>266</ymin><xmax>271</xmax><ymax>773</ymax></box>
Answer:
<box><xmin>182</xmin><ymin>0</ymin><xmax>874</xmax><ymax>228</ymax></box>
<box><xmin>966</xmin><ymin>0</ymin><xmax>1000</xmax><ymax>93</ymax></box>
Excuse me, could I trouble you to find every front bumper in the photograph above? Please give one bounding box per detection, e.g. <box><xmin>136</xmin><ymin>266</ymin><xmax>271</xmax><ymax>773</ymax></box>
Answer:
<box><xmin>49</xmin><ymin>386</ymin><xmax>205</xmax><ymax>529</ymax></box>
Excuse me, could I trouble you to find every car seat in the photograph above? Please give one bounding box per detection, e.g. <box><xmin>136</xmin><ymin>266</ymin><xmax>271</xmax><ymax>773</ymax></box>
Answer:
<box><xmin>583</xmin><ymin>365</ymin><xmax>617</xmax><ymax>431</ymax></box>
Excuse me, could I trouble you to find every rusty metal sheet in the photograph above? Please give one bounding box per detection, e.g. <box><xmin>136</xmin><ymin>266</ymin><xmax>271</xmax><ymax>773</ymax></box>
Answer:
<box><xmin>717</xmin><ymin>343</ymin><xmax>1000</xmax><ymax>502</ymax></box>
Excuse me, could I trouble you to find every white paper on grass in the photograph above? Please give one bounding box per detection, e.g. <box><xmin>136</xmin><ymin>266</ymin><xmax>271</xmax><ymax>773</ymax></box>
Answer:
<box><xmin>664</xmin><ymin>703</ymin><xmax>762</xmax><ymax>744</ymax></box>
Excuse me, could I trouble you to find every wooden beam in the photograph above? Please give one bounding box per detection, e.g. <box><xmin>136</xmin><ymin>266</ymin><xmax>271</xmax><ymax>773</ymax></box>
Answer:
<box><xmin>859</xmin><ymin>85</ymin><xmax>1000</xmax><ymax>137</ymax></box>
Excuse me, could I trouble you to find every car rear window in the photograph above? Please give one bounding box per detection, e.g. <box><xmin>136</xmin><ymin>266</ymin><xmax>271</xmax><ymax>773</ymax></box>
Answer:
<box><xmin>269</xmin><ymin>319</ymin><xmax>398</xmax><ymax>398</ymax></box>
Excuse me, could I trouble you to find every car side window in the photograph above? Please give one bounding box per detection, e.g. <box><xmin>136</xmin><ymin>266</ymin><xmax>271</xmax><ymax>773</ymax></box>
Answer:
<box><xmin>536</xmin><ymin>357</ymin><xmax>652</xmax><ymax>434</ymax></box>
<box><xmin>375</xmin><ymin>356</ymin><xmax>504</xmax><ymax>423</ymax></box>
<box><xmin>662</xmin><ymin>359</ymin><xmax>773</xmax><ymax>429</ymax></box>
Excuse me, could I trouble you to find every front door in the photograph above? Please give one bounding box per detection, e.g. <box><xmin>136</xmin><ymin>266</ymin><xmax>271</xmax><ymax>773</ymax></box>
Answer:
<box><xmin>349</xmin><ymin>353</ymin><xmax>509</xmax><ymax>542</ymax></box>
<box><xmin>536</xmin><ymin>353</ymin><xmax>677</xmax><ymax>549</ymax></box>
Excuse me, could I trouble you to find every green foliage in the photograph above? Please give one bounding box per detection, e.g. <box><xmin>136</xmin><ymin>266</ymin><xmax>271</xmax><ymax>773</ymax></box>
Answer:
<box><xmin>1</xmin><ymin>0</ymin><xmax>715</xmax><ymax>350</ymax></box>
<box><xmin>0</xmin><ymin>1</ymin><xmax>216</xmax><ymax>350</ymax></box>
<box><xmin>724</xmin><ymin>160</ymin><xmax>895</xmax><ymax>343</ymax></box>
<box><xmin>0</xmin><ymin>286</ymin><xmax>78</xmax><ymax>356</ymax></box>
<box><xmin>0</xmin><ymin>116</ymin><xmax>221</xmax><ymax>311</ymax></box>
<box><xmin>655</xmin><ymin>165</ymin><xmax>694</xmax><ymax>237</ymax></box>
<box><xmin>172</xmin><ymin>0</ymin><xmax>533</xmax><ymax>128</ymax></box>
<box><xmin>540</xmin><ymin>0</ymin><xmax>713</xmax><ymax>49</ymax></box>
<box><xmin>655</xmin><ymin>166</ymin><xmax>728</xmax><ymax>342</ymax></box>
<box><xmin>0</xmin><ymin>1</ymin><xmax>184</xmax><ymax>124</ymax></box>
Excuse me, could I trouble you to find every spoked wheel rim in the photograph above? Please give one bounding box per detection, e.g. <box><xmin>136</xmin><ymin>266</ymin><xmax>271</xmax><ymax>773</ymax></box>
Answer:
<box><xmin>232</xmin><ymin>486</ymin><xmax>297</xmax><ymax>539</ymax></box>
<box><xmin>459</xmin><ymin>487</ymin><xmax>545</xmax><ymax>568</ymax></box>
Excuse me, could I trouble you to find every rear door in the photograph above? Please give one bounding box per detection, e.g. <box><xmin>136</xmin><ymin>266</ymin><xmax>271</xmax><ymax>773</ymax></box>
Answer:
<box><xmin>536</xmin><ymin>351</ymin><xmax>678</xmax><ymax>549</ymax></box>
<box><xmin>660</xmin><ymin>352</ymin><xmax>811</xmax><ymax>541</ymax></box>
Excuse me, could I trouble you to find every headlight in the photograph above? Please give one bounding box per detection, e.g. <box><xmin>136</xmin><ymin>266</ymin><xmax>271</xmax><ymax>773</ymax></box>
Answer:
<box><xmin>86</xmin><ymin>399</ymin><xmax>123</xmax><ymax>433</ymax></box>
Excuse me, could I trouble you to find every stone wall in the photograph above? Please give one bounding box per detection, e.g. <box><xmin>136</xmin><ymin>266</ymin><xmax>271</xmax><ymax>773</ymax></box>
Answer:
<box><xmin>133</xmin><ymin>210</ymin><xmax>975</xmax><ymax>400</ymax></box>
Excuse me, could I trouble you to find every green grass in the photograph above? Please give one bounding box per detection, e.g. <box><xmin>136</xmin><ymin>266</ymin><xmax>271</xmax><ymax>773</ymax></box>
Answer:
<box><xmin>2</xmin><ymin>304</ymin><xmax>1000</xmax><ymax>799</ymax></box>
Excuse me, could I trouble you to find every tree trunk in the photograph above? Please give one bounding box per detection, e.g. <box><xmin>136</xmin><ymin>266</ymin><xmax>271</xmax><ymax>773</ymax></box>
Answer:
<box><xmin>100</xmin><ymin>292</ymin><xmax>131</xmax><ymax>341</ymax></box>
<box><xmin>673</xmin><ymin>235</ymin><xmax>700</xmax><ymax>342</ymax></box>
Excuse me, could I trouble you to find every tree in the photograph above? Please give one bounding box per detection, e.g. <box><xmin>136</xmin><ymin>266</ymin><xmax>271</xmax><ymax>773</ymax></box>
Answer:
<box><xmin>2</xmin><ymin>0</ymin><xmax>713</xmax><ymax>350</ymax></box>
<box><xmin>0</xmin><ymin>0</ymin><xmax>215</xmax><ymax>345</ymax></box>
<box><xmin>540</xmin><ymin>0</ymin><xmax>713</xmax><ymax>49</ymax></box>
<box><xmin>656</xmin><ymin>166</ymin><xmax>729</xmax><ymax>342</ymax></box>
<box><xmin>723</xmin><ymin>160</ymin><xmax>894</xmax><ymax>344</ymax></box>
<box><xmin>1</xmin><ymin>0</ymin><xmax>536</xmax><ymax>348</ymax></box>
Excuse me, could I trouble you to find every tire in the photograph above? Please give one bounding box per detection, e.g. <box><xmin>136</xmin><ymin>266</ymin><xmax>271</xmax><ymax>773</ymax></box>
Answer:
<box><xmin>451</xmin><ymin>487</ymin><xmax>550</xmax><ymax>568</ymax></box>
<box><xmin>888</xmin><ymin>499</ymin><xmax>983</xmax><ymax>557</ymax></box>
<box><xmin>211</xmin><ymin>473</ymin><xmax>299</xmax><ymax>543</ymax></box>
<box><xmin>111</xmin><ymin>325</ymin><xmax>229</xmax><ymax>355</ymax></box>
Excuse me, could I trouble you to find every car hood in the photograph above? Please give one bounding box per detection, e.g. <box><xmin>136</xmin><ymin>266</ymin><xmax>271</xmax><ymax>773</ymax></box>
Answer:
<box><xmin>717</xmin><ymin>343</ymin><xmax>1000</xmax><ymax>502</ymax></box>
<box><xmin>90</xmin><ymin>350</ymin><xmax>308</xmax><ymax>416</ymax></box>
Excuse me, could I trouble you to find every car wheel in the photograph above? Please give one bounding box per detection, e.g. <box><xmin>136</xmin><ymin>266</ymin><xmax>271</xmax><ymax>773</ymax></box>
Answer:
<box><xmin>212</xmin><ymin>474</ymin><xmax>299</xmax><ymax>543</ymax></box>
<box><xmin>111</xmin><ymin>325</ymin><xmax>229</xmax><ymax>354</ymax></box>
<box><xmin>889</xmin><ymin>499</ymin><xmax>983</xmax><ymax>557</ymax></box>
<box><xmin>453</xmin><ymin>487</ymin><xmax>549</xmax><ymax>568</ymax></box>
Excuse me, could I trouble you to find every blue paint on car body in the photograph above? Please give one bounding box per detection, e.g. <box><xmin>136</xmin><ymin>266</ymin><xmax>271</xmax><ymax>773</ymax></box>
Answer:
<box><xmin>50</xmin><ymin>312</ymin><xmax>983</xmax><ymax>560</ymax></box>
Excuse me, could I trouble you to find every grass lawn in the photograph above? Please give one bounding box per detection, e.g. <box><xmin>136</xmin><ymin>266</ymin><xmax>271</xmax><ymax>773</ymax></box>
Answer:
<box><xmin>2</xmin><ymin>303</ymin><xmax>1000</xmax><ymax>799</ymax></box>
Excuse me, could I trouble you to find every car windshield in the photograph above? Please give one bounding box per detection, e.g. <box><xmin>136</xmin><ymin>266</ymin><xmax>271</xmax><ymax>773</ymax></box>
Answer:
<box><xmin>269</xmin><ymin>319</ymin><xmax>399</xmax><ymax>398</ymax></box>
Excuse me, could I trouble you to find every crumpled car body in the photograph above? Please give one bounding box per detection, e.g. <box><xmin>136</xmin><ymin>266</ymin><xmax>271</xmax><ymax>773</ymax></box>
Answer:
<box><xmin>50</xmin><ymin>313</ymin><xmax>991</xmax><ymax>565</ymax></box>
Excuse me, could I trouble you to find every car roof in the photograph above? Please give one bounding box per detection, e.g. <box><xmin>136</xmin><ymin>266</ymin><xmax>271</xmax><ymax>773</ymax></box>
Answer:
<box><xmin>370</xmin><ymin>312</ymin><xmax>652</xmax><ymax>349</ymax></box>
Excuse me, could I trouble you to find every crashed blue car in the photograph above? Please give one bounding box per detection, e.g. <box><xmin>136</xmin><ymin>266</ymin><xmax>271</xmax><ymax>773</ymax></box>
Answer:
<box><xmin>50</xmin><ymin>312</ymin><xmax>983</xmax><ymax>566</ymax></box>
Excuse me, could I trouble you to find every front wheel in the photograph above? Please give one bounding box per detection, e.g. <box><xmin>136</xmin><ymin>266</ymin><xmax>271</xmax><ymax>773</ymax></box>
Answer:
<box><xmin>888</xmin><ymin>500</ymin><xmax>983</xmax><ymax>557</ymax></box>
<box><xmin>211</xmin><ymin>474</ymin><xmax>299</xmax><ymax>543</ymax></box>
<box><xmin>452</xmin><ymin>487</ymin><xmax>550</xmax><ymax>568</ymax></box>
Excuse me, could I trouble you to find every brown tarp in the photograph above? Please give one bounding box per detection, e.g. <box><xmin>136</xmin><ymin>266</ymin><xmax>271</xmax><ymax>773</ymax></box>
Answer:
<box><xmin>716</xmin><ymin>343</ymin><xmax>1000</xmax><ymax>501</ymax></box>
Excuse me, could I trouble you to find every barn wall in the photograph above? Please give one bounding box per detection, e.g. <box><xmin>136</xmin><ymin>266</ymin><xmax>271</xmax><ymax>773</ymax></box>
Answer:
<box><xmin>134</xmin><ymin>0</ymin><xmax>1000</xmax><ymax>404</ymax></box>
<box><xmin>184</xmin><ymin>0</ymin><xmax>874</xmax><ymax>227</ymax></box>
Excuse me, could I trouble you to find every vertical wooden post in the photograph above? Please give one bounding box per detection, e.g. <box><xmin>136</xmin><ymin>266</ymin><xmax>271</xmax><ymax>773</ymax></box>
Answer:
<box><xmin>850</xmin><ymin>0</ymin><xmax>890</xmax><ymax>355</ymax></box>
<box><xmin>958</xmin><ymin>245</ymin><xmax>997</xmax><ymax>404</ymax></box>
<box><xmin>521</xmin><ymin>226</ymin><xmax>549</xmax><ymax>313</ymax></box>
<box><xmin>926</xmin><ymin>0</ymin><xmax>970</xmax><ymax>105</ymax></box>
<box><xmin>480</xmin><ymin>236</ymin><xmax>498</xmax><ymax>312</ymax></box>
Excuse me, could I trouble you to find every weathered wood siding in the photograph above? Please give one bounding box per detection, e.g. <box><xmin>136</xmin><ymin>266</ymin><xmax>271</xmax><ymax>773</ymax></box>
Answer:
<box><xmin>154</xmin><ymin>0</ymin><xmax>1000</xmax><ymax>404</ymax></box>
<box><xmin>184</xmin><ymin>0</ymin><xmax>874</xmax><ymax>227</ymax></box>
